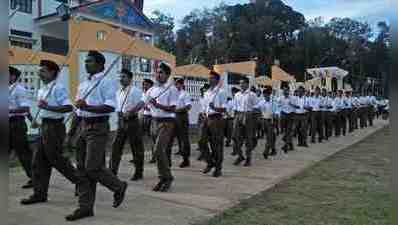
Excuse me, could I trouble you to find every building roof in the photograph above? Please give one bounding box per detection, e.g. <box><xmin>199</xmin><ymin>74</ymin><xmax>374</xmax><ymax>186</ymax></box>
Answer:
<box><xmin>35</xmin><ymin>0</ymin><xmax>153</xmax><ymax>30</ymax></box>
<box><xmin>9</xmin><ymin>46</ymin><xmax>67</xmax><ymax>65</ymax></box>
<box><xmin>271</xmin><ymin>65</ymin><xmax>295</xmax><ymax>81</ymax></box>
<box><xmin>72</xmin><ymin>20</ymin><xmax>175</xmax><ymax>68</ymax></box>
<box><xmin>174</xmin><ymin>64</ymin><xmax>210</xmax><ymax>79</ymax></box>
<box><xmin>256</xmin><ymin>76</ymin><xmax>272</xmax><ymax>86</ymax></box>
<box><xmin>213</xmin><ymin>61</ymin><xmax>256</xmax><ymax>76</ymax></box>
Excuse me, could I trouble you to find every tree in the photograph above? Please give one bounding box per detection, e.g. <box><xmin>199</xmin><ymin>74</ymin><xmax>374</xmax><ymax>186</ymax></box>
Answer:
<box><xmin>150</xmin><ymin>10</ymin><xmax>176</xmax><ymax>54</ymax></box>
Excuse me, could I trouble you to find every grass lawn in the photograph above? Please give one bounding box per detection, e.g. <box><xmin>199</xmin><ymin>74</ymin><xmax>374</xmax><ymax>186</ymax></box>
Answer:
<box><xmin>195</xmin><ymin>127</ymin><xmax>391</xmax><ymax>225</ymax></box>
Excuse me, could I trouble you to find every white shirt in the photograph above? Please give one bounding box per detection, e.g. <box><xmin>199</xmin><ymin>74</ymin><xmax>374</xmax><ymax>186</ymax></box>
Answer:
<box><xmin>233</xmin><ymin>89</ymin><xmax>259</xmax><ymax>112</ymax></box>
<box><xmin>334</xmin><ymin>97</ymin><xmax>345</xmax><ymax>111</ymax></box>
<box><xmin>344</xmin><ymin>96</ymin><xmax>353</xmax><ymax>109</ymax></box>
<box><xmin>199</xmin><ymin>96</ymin><xmax>206</xmax><ymax>113</ymax></box>
<box><xmin>225</xmin><ymin>99</ymin><xmax>235</xmax><ymax>118</ymax></box>
<box><xmin>320</xmin><ymin>96</ymin><xmax>331</xmax><ymax>112</ymax></box>
<box><xmin>359</xmin><ymin>96</ymin><xmax>369</xmax><ymax>107</ymax></box>
<box><xmin>37</xmin><ymin>81</ymin><xmax>71</xmax><ymax>119</ymax></box>
<box><xmin>176</xmin><ymin>89</ymin><xmax>192</xmax><ymax>110</ymax></box>
<box><xmin>203</xmin><ymin>86</ymin><xmax>227</xmax><ymax>116</ymax></box>
<box><xmin>256</xmin><ymin>99</ymin><xmax>273</xmax><ymax>119</ymax></box>
<box><xmin>279</xmin><ymin>95</ymin><xmax>294</xmax><ymax>114</ymax></box>
<box><xmin>116</xmin><ymin>85</ymin><xmax>143</xmax><ymax>113</ymax></box>
<box><xmin>76</xmin><ymin>71</ymin><xmax>117</xmax><ymax>118</ymax></box>
<box><xmin>308</xmin><ymin>96</ymin><xmax>321</xmax><ymax>111</ymax></box>
<box><xmin>9</xmin><ymin>83</ymin><xmax>31</xmax><ymax>117</ymax></box>
<box><xmin>292</xmin><ymin>96</ymin><xmax>307</xmax><ymax>114</ymax></box>
<box><xmin>142</xmin><ymin>82</ymin><xmax>178</xmax><ymax>118</ymax></box>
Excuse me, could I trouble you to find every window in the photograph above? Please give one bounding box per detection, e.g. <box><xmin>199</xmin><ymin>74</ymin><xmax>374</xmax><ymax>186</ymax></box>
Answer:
<box><xmin>10</xmin><ymin>0</ymin><xmax>32</xmax><ymax>14</ymax></box>
<box><xmin>10</xmin><ymin>40</ymin><xmax>32</xmax><ymax>49</ymax></box>
<box><xmin>96</xmin><ymin>30</ymin><xmax>107</xmax><ymax>40</ymax></box>
<box><xmin>140</xmin><ymin>58</ymin><xmax>151</xmax><ymax>73</ymax></box>
<box><xmin>122</xmin><ymin>55</ymin><xmax>132</xmax><ymax>71</ymax></box>
<box><xmin>10</xmin><ymin>29</ymin><xmax>32</xmax><ymax>38</ymax></box>
<box><xmin>41</xmin><ymin>35</ymin><xmax>68</xmax><ymax>55</ymax></box>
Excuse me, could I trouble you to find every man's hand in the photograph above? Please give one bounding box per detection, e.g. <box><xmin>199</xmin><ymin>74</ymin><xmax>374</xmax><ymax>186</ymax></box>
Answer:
<box><xmin>38</xmin><ymin>100</ymin><xmax>48</xmax><ymax>109</ymax></box>
<box><xmin>149</xmin><ymin>98</ymin><xmax>159</xmax><ymax>108</ymax></box>
<box><xmin>75</xmin><ymin>99</ymin><xmax>88</xmax><ymax>109</ymax></box>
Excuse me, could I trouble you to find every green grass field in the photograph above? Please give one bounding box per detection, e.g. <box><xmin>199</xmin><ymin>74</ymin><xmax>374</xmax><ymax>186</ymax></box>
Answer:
<box><xmin>195</xmin><ymin>128</ymin><xmax>391</xmax><ymax>225</ymax></box>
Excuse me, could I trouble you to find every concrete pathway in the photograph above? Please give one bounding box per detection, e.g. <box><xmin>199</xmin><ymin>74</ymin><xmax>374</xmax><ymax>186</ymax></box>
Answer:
<box><xmin>8</xmin><ymin>119</ymin><xmax>389</xmax><ymax>225</ymax></box>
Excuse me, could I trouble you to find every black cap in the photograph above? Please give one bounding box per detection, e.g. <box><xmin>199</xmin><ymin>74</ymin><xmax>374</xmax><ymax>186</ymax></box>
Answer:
<box><xmin>9</xmin><ymin>66</ymin><xmax>21</xmax><ymax>77</ymax></box>
<box><xmin>120</xmin><ymin>68</ymin><xmax>133</xmax><ymax>78</ymax></box>
<box><xmin>87</xmin><ymin>50</ymin><xmax>106</xmax><ymax>65</ymax></box>
<box><xmin>40</xmin><ymin>60</ymin><xmax>60</xmax><ymax>74</ymax></box>
<box><xmin>159</xmin><ymin>62</ymin><xmax>171</xmax><ymax>75</ymax></box>
<box><xmin>143</xmin><ymin>78</ymin><xmax>154</xmax><ymax>86</ymax></box>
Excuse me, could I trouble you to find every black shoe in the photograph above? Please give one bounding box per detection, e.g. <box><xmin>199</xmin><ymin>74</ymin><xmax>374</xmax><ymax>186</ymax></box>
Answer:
<box><xmin>20</xmin><ymin>195</ymin><xmax>47</xmax><ymax>205</ymax></box>
<box><xmin>65</xmin><ymin>209</ymin><xmax>94</xmax><ymax>221</ymax></box>
<box><xmin>311</xmin><ymin>140</ymin><xmax>315</xmax><ymax>144</ymax></box>
<box><xmin>21</xmin><ymin>180</ymin><xmax>33</xmax><ymax>189</ymax></box>
<box><xmin>153</xmin><ymin>180</ymin><xmax>165</xmax><ymax>192</ymax></box>
<box><xmin>243</xmin><ymin>159</ymin><xmax>251</xmax><ymax>167</ymax></box>
<box><xmin>202</xmin><ymin>165</ymin><xmax>213</xmax><ymax>174</ymax></box>
<box><xmin>212</xmin><ymin>170</ymin><xmax>222</xmax><ymax>177</ymax></box>
<box><xmin>233</xmin><ymin>156</ymin><xmax>245</xmax><ymax>166</ymax></box>
<box><xmin>263</xmin><ymin>152</ymin><xmax>268</xmax><ymax>159</ymax></box>
<box><xmin>270</xmin><ymin>149</ymin><xmax>277</xmax><ymax>156</ymax></box>
<box><xmin>130</xmin><ymin>173</ymin><xmax>143</xmax><ymax>181</ymax></box>
<box><xmin>179</xmin><ymin>160</ymin><xmax>190</xmax><ymax>168</ymax></box>
<box><xmin>197</xmin><ymin>153</ymin><xmax>205</xmax><ymax>161</ymax></box>
<box><xmin>282</xmin><ymin>145</ymin><xmax>288</xmax><ymax>153</ymax></box>
<box><xmin>113</xmin><ymin>182</ymin><xmax>128</xmax><ymax>208</ymax></box>
<box><xmin>149</xmin><ymin>158</ymin><xmax>156</xmax><ymax>164</ymax></box>
<box><xmin>159</xmin><ymin>179</ymin><xmax>173</xmax><ymax>192</ymax></box>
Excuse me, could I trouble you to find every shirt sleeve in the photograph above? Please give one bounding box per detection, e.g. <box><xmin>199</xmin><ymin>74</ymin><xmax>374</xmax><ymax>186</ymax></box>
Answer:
<box><xmin>18</xmin><ymin>86</ymin><xmax>31</xmax><ymax>107</ymax></box>
<box><xmin>168</xmin><ymin>88</ymin><xmax>178</xmax><ymax>106</ymax></box>
<box><xmin>55</xmin><ymin>85</ymin><xmax>72</xmax><ymax>106</ymax></box>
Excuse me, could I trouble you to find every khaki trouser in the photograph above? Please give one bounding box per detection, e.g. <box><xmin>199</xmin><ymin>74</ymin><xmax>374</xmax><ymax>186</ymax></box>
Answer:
<box><xmin>224</xmin><ymin>118</ymin><xmax>234</xmax><ymax>145</ymax></box>
<box><xmin>33</xmin><ymin>119</ymin><xmax>84</xmax><ymax>198</ymax></box>
<box><xmin>76</xmin><ymin>119</ymin><xmax>125</xmax><ymax>210</ymax></box>
<box><xmin>295</xmin><ymin>113</ymin><xmax>308</xmax><ymax>146</ymax></box>
<box><xmin>9</xmin><ymin>117</ymin><xmax>32</xmax><ymax>180</ymax></box>
<box><xmin>175</xmin><ymin>112</ymin><xmax>191</xmax><ymax>160</ymax></box>
<box><xmin>152</xmin><ymin>118</ymin><xmax>175</xmax><ymax>180</ymax></box>
<box><xmin>110</xmin><ymin>116</ymin><xmax>144</xmax><ymax>176</ymax></box>
<box><xmin>281</xmin><ymin>112</ymin><xmax>293</xmax><ymax>149</ymax></box>
<box><xmin>233</xmin><ymin>112</ymin><xmax>256</xmax><ymax>159</ymax></box>
<box><xmin>310</xmin><ymin>111</ymin><xmax>323</xmax><ymax>142</ymax></box>
<box><xmin>263</xmin><ymin>118</ymin><xmax>275</xmax><ymax>155</ymax></box>
<box><xmin>200</xmin><ymin>115</ymin><xmax>225</xmax><ymax>171</ymax></box>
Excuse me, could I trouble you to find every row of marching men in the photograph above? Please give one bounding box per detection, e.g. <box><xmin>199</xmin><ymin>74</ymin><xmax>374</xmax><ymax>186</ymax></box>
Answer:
<box><xmin>9</xmin><ymin>50</ymin><xmax>202</xmax><ymax>221</ymax></box>
<box><xmin>215</xmin><ymin>84</ymin><xmax>385</xmax><ymax>164</ymax></box>
<box><xmin>8</xmin><ymin>50</ymin><xmax>386</xmax><ymax>221</ymax></box>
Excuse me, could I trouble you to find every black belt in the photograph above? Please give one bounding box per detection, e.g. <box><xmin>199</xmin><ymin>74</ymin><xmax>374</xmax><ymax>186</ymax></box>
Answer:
<box><xmin>42</xmin><ymin>118</ymin><xmax>64</xmax><ymax>123</ymax></box>
<box><xmin>81</xmin><ymin>116</ymin><xmax>109</xmax><ymax>124</ymax></box>
<box><xmin>9</xmin><ymin>116</ymin><xmax>25</xmax><ymax>122</ymax></box>
<box><xmin>207</xmin><ymin>113</ymin><xmax>222</xmax><ymax>120</ymax></box>
<box><xmin>154</xmin><ymin>117</ymin><xmax>175</xmax><ymax>123</ymax></box>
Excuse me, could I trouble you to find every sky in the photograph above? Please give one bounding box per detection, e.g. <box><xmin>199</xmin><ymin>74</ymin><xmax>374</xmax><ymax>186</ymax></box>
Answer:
<box><xmin>143</xmin><ymin>0</ymin><xmax>393</xmax><ymax>29</ymax></box>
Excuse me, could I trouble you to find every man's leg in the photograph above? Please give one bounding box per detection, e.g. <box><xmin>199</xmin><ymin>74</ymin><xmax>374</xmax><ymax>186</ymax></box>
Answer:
<box><xmin>128</xmin><ymin>118</ymin><xmax>145</xmax><ymax>180</ymax></box>
<box><xmin>109</xmin><ymin>128</ymin><xmax>127</xmax><ymax>175</ymax></box>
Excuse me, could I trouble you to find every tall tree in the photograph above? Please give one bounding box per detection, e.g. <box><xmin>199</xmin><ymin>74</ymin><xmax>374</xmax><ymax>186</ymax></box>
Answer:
<box><xmin>150</xmin><ymin>10</ymin><xmax>176</xmax><ymax>54</ymax></box>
